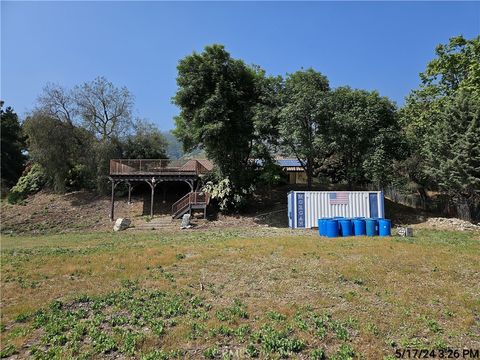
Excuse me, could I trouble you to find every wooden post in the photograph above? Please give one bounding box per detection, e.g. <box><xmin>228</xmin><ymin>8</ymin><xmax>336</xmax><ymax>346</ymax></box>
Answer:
<box><xmin>150</xmin><ymin>182</ymin><xmax>155</xmax><ymax>217</ymax></box>
<box><xmin>110</xmin><ymin>180</ymin><xmax>115</xmax><ymax>221</ymax></box>
<box><xmin>127</xmin><ymin>182</ymin><xmax>132</xmax><ymax>204</ymax></box>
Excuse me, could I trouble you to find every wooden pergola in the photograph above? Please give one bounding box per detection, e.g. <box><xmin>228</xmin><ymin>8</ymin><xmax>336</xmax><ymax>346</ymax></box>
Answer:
<box><xmin>108</xmin><ymin>159</ymin><xmax>210</xmax><ymax>220</ymax></box>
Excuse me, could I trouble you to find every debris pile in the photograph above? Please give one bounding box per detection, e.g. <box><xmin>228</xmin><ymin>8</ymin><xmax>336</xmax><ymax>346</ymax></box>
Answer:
<box><xmin>424</xmin><ymin>217</ymin><xmax>480</xmax><ymax>232</ymax></box>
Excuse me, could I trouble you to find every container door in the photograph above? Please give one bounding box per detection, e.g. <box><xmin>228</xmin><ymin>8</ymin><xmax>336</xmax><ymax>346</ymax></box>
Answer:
<box><xmin>288</xmin><ymin>193</ymin><xmax>293</xmax><ymax>228</ymax></box>
<box><xmin>296</xmin><ymin>192</ymin><xmax>305</xmax><ymax>228</ymax></box>
<box><xmin>369</xmin><ymin>193</ymin><xmax>378</xmax><ymax>218</ymax></box>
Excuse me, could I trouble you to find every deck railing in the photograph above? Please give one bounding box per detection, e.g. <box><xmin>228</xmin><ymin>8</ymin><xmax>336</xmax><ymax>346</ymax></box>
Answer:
<box><xmin>110</xmin><ymin>159</ymin><xmax>210</xmax><ymax>175</ymax></box>
<box><xmin>171</xmin><ymin>192</ymin><xmax>210</xmax><ymax>217</ymax></box>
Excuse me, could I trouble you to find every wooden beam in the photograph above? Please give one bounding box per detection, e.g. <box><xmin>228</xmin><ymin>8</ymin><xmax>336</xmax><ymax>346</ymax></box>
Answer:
<box><xmin>127</xmin><ymin>181</ymin><xmax>132</xmax><ymax>204</ymax></box>
<box><xmin>146</xmin><ymin>178</ymin><xmax>161</xmax><ymax>218</ymax></box>
<box><xmin>150</xmin><ymin>184</ymin><xmax>155</xmax><ymax>217</ymax></box>
<box><xmin>110</xmin><ymin>180</ymin><xmax>116</xmax><ymax>221</ymax></box>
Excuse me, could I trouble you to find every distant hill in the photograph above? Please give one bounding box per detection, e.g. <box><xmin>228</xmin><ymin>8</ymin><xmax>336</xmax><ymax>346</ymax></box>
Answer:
<box><xmin>161</xmin><ymin>131</ymin><xmax>184</xmax><ymax>159</ymax></box>
<box><xmin>161</xmin><ymin>130</ymin><xmax>207</xmax><ymax>160</ymax></box>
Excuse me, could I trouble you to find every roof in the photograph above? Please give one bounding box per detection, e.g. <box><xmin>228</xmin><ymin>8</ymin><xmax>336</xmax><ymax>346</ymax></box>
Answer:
<box><xmin>179</xmin><ymin>157</ymin><xmax>302</xmax><ymax>171</ymax></box>
<box><xmin>276</xmin><ymin>159</ymin><xmax>303</xmax><ymax>167</ymax></box>
<box><xmin>181</xmin><ymin>159</ymin><xmax>214</xmax><ymax>172</ymax></box>
<box><xmin>197</xmin><ymin>159</ymin><xmax>214</xmax><ymax>171</ymax></box>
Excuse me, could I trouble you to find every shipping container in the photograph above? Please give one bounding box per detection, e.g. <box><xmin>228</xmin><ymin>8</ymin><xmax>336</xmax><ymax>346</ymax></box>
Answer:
<box><xmin>287</xmin><ymin>191</ymin><xmax>385</xmax><ymax>229</ymax></box>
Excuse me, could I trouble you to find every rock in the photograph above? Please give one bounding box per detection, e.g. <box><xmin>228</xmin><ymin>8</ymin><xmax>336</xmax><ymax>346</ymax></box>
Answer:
<box><xmin>181</xmin><ymin>214</ymin><xmax>192</xmax><ymax>229</ymax></box>
<box><xmin>424</xmin><ymin>217</ymin><xmax>480</xmax><ymax>232</ymax></box>
<box><xmin>113</xmin><ymin>218</ymin><xmax>131</xmax><ymax>231</ymax></box>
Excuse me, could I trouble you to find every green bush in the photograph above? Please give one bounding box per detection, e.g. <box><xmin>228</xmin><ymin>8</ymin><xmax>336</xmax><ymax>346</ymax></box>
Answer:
<box><xmin>257</xmin><ymin>161</ymin><xmax>286</xmax><ymax>187</ymax></box>
<box><xmin>7</xmin><ymin>164</ymin><xmax>46</xmax><ymax>204</ymax></box>
<box><xmin>202</xmin><ymin>177</ymin><xmax>252</xmax><ymax>213</ymax></box>
<box><xmin>66</xmin><ymin>164</ymin><xmax>95</xmax><ymax>191</ymax></box>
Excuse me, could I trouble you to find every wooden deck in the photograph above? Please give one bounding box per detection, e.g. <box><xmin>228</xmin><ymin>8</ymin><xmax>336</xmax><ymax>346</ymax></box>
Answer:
<box><xmin>110</xmin><ymin>159</ymin><xmax>210</xmax><ymax>176</ymax></box>
<box><xmin>108</xmin><ymin>159</ymin><xmax>212</xmax><ymax>220</ymax></box>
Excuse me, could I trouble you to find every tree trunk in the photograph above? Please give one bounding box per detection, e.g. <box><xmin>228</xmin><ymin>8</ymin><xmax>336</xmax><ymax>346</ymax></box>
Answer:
<box><xmin>454</xmin><ymin>195</ymin><xmax>472</xmax><ymax>222</ymax></box>
<box><xmin>54</xmin><ymin>172</ymin><xmax>66</xmax><ymax>193</ymax></box>
<box><xmin>306</xmin><ymin>165</ymin><xmax>313</xmax><ymax>190</ymax></box>
<box><xmin>417</xmin><ymin>187</ymin><xmax>428</xmax><ymax>210</ymax></box>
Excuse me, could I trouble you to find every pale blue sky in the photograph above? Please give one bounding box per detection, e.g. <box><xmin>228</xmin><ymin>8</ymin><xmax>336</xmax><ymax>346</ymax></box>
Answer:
<box><xmin>2</xmin><ymin>1</ymin><xmax>479</xmax><ymax>130</ymax></box>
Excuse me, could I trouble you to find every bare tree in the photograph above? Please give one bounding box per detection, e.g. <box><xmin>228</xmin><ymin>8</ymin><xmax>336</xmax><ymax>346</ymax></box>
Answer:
<box><xmin>74</xmin><ymin>76</ymin><xmax>133</xmax><ymax>140</ymax></box>
<box><xmin>37</xmin><ymin>83</ymin><xmax>77</xmax><ymax>125</ymax></box>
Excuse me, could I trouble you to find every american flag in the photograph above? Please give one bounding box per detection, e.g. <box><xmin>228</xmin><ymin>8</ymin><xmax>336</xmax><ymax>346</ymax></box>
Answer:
<box><xmin>329</xmin><ymin>192</ymin><xmax>349</xmax><ymax>205</ymax></box>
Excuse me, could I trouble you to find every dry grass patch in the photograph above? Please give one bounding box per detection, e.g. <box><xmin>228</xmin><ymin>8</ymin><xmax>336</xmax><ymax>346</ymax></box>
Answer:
<box><xmin>1</xmin><ymin>227</ymin><xmax>479</xmax><ymax>359</ymax></box>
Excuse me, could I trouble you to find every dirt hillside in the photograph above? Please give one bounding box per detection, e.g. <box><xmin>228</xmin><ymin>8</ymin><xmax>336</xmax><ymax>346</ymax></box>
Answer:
<box><xmin>1</xmin><ymin>190</ymin><xmax>478</xmax><ymax>235</ymax></box>
<box><xmin>1</xmin><ymin>191</ymin><xmax>140</xmax><ymax>235</ymax></box>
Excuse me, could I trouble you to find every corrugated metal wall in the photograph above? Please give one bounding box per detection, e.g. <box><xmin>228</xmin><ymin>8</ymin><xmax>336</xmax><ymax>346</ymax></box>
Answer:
<box><xmin>288</xmin><ymin>191</ymin><xmax>384</xmax><ymax>229</ymax></box>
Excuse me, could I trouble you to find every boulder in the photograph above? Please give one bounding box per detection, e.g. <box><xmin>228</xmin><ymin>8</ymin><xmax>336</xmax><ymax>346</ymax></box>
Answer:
<box><xmin>113</xmin><ymin>218</ymin><xmax>131</xmax><ymax>231</ymax></box>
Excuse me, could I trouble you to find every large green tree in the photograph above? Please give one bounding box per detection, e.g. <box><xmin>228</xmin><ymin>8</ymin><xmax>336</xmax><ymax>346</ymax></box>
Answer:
<box><xmin>173</xmin><ymin>44</ymin><xmax>277</xmax><ymax>200</ymax></box>
<box><xmin>31</xmin><ymin>78</ymin><xmax>153</xmax><ymax>194</ymax></box>
<box><xmin>327</xmin><ymin>87</ymin><xmax>404</xmax><ymax>189</ymax></box>
<box><xmin>401</xmin><ymin>35</ymin><xmax>480</xmax><ymax>220</ymax></box>
<box><xmin>278</xmin><ymin>69</ymin><xmax>330</xmax><ymax>189</ymax></box>
<box><xmin>1</xmin><ymin>103</ymin><xmax>26</xmax><ymax>189</ymax></box>
<box><xmin>402</xmin><ymin>35</ymin><xmax>480</xmax><ymax>143</ymax></box>
<box><xmin>23</xmin><ymin>113</ymin><xmax>97</xmax><ymax>193</ymax></box>
<box><xmin>423</xmin><ymin>90</ymin><xmax>480</xmax><ymax>220</ymax></box>
<box><xmin>23</xmin><ymin>113</ymin><xmax>78</xmax><ymax>192</ymax></box>
<box><xmin>123</xmin><ymin>120</ymin><xmax>168</xmax><ymax>159</ymax></box>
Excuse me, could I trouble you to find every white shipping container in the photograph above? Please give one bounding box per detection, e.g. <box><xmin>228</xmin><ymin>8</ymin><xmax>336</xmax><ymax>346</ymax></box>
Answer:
<box><xmin>288</xmin><ymin>191</ymin><xmax>385</xmax><ymax>229</ymax></box>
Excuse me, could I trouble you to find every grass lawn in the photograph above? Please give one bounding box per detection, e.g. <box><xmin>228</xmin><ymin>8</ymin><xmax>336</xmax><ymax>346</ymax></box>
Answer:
<box><xmin>1</xmin><ymin>228</ymin><xmax>479</xmax><ymax>359</ymax></box>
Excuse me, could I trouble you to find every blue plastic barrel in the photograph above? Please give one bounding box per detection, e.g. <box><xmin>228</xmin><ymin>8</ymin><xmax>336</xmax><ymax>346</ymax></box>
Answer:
<box><xmin>333</xmin><ymin>217</ymin><xmax>344</xmax><ymax>235</ymax></box>
<box><xmin>318</xmin><ymin>218</ymin><xmax>332</xmax><ymax>236</ymax></box>
<box><xmin>318</xmin><ymin>218</ymin><xmax>326</xmax><ymax>236</ymax></box>
<box><xmin>339</xmin><ymin>219</ymin><xmax>353</xmax><ymax>237</ymax></box>
<box><xmin>352</xmin><ymin>219</ymin><xmax>366</xmax><ymax>236</ymax></box>
<box><xmin>378</xmin><ymin>219</ymin><xmax>391</xmax><ymax>236</ymax></box>
<box><xmin>365</xmin><ymin>218</ymin><xmax>378</xmax><ymax>236</ymax></box>
<box><xmin>326</xmin><ymin>220</ymin><xmax>339</xmax><ymax>238</ymax></box>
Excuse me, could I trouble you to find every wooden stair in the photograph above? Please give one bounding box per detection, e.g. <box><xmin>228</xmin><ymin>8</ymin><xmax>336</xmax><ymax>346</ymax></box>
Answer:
<box><xmin>172</xmin><ymin>192</ymin><xmax>209</xmax><ymax>219</ymax></box>
<box><xmin>133</xmin><ymin>216</ymin><xmax>173</xmax><ymax>230</ymax></box>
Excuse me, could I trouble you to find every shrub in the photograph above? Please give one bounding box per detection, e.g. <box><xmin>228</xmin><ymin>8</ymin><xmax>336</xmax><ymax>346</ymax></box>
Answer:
<box><xmin>202</xmin><ymin>177</ymin><xmax>253</xmax><ymax>212</ymax></box>
<box><xmin>7</xmin><ymin>163</ymin><xmax>46</xmax><ymax>204</ymax></box>
<box><xmin>66</xmin><ymin>164</ymin><xmax>95</xmax><ymax>191</ymax></box>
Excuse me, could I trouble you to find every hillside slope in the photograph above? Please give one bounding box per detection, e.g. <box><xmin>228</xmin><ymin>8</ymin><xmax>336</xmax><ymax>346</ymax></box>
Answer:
<box><xmin>1</xmin><ymin>189</ymin><xmax>478</xmax><ymax>235</ymax></box>
<box><xmin>1</xmin><ymin>191</ymin><xmax>141</xmax><ymax>235</ymax></box>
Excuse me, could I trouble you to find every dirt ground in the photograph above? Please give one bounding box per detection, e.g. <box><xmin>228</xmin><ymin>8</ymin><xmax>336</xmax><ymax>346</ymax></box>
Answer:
<box><xmin>1</xmin><ymin>190</ymin><xmax>478</xmax><ymax>236</ymax></box>
<box><xmin>1</xmin><ymin>191</ymin><xmax>138</xmax><ymax>235</ymax></box>
<box><xmin>0</xmin><ymin>190</ymin><xmax>278</xmax><ymax>235</ymax></box>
